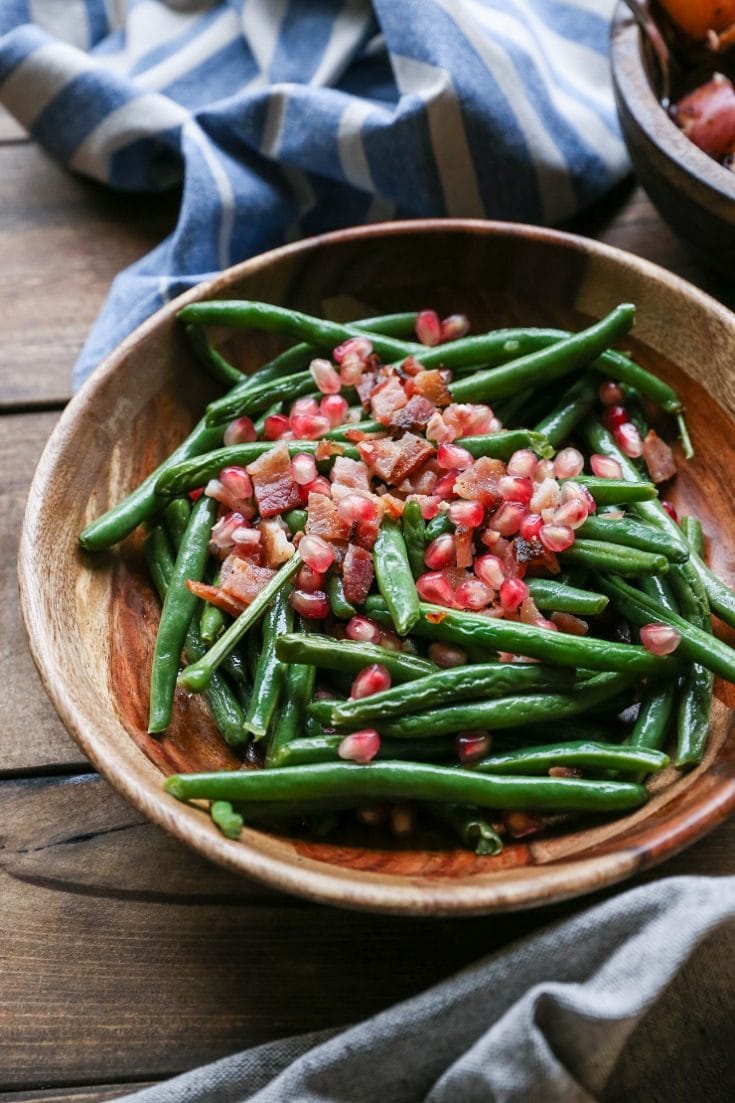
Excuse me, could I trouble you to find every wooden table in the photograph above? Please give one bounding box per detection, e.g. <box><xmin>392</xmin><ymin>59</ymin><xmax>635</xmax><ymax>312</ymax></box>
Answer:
<box><xmin>2</xmin><ymin>107</ymin><xmax>734</xmax><ymax>1103</ymax></box>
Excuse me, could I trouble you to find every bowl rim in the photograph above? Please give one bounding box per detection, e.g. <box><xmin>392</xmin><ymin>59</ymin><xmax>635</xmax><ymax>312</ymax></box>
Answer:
<box><xmin>610</xmin><ymin>3</ymin><xmax>735</xmax><ymax>204</ymax></box>
<box><xmin>19</xmin><ymin>216</ymin><xmax>735</xmax><ymax>916</ymax></box>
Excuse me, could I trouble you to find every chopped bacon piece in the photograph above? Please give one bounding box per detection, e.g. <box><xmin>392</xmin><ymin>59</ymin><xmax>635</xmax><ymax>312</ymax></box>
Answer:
<box><xmin>314</xmin><ymin>439</ymin><xmax>346</xmax><ymax>462</ymax></box>
<box><xmin>390</xmin><ymin>394</ymin><xmax>436</xmax><ymax>432</ymax></box>
<box><xmin>259</xmin><ymin>519</ymin><xmax>295</xmax><ymax>568</ymax></box>
<box><xmin>331</xmin><ymin>456</ymin><xmax>371</xmax><ymax>493</ymax></box>
<box><xmin>370</xmin><ymin>375</ymin><xmax>409</xmax><ymax>425</ymax></box>
<box><xmin>219</xmin><ymin>555</ymin><xmax>277</xmax><ymax>606</ymax></box>
<box><xmin>185</xmin><ymin>579</ymin><xmax>245</xmax><ymax>618</ymax></box>
<box><xmin>353</xmin><ymin>514</ymin><xmax>382</xmax><ymax>550</ymax></box>
<box><xmin>642</xmin><ymin>429</ymin><xmax>677</xmax><ymax>484</ymax></box>
<box><xmin>305</xmin><ymin>492</ymin><xmax>351</xmax><ymax>542</ymax></box>
<box><xmin>380</xmin><ymin>493</ymin><xmax>405</xmax><ymax>520</ymax></box>
<box><xmin>454</xmin><ymin>526</ymin><xmax>474</xmax><ymax>569</ymax></box>
<box><xmin>399</xmin><ymin>459</ymin><xmax>441</xmax><ymax>496</ymax></box>
<box><xmin>400</xmin><ymin>355</ymin><xmax>424</xmax><ymax>377</ymax></box>
<box><xmin>343</xmin><ymin>544</ymin><xmax>375</xmax><ymax>605</ymax></box>
<box><xmin>356</xmin><ymin>371</ymin><xmax>378</xmax><ymax>407</ymax></box>
<box><xmin>453</xmin><ymin>457</ymin><xmax>505</xmax><ymax>507</ymax></box>
<box><xmin>412</xmin><ymin>369</ymin><xmax>452</xmax><ymax>407</ymax></box>
<box><xmin>358</xmin><ymin>433</ymin><xmax>434</xmax><ymax>484</ymax></box>
<box><xmin>246</xmin><ymin>441</ymin><xmax>301</xmax><ymax>517</ymax></box>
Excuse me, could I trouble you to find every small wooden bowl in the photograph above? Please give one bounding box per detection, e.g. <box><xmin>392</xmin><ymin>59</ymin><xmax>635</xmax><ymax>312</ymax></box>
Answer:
<box><xmin>19</xmin><ymin>219</ymin><xmax>735</xmax><ymax>916</ymax></box>
<box><xmin>610</xmin><ymin>4</ymin><xmax>735</xmax><ymax>278</ymax></box>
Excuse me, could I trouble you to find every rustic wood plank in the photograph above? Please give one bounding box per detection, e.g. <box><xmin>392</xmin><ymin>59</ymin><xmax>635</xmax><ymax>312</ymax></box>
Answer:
<box><xmin>0</xmin><ymin>1087</ymin><xmax>152</xmax><ymax>1103</ymax></box>
<box><xmin>1</xmin><ymin>412</ymin><xmax>87</xmax><ymax>773</ymax></box>
<box><xmin>0</xmin><ymin>105</ymin><xmax>27</xmax><ymax>143</ymax></box>
<box><xmin>0</xmin><ymin>144</ymin><xmax>177</xmax><ymax>408</ymax></box>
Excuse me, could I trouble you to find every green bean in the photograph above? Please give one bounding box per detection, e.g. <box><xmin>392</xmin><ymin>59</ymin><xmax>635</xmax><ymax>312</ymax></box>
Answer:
<box><xmin>164</xmin><ymin>760</ymin><xmax>649</xmax><ymax>815</ymax></box>
<box><xmin>578</xmin><ymin>515</ymin><xmax>688</xmax><ymax>563</ymax></box>
<box><xmin>210</xmin><ymin>800</ymin><xmax>244</xmax><ymax>839</ymax></box>
<box><xmin>162</xmin><ymin>498</ymin><xmax>192</xmax><ymax>547</ymax></box>
<box><xmin>373</xmin><ymin>518</ymin><xmax>420</xmax><ymax>635</ymax></box>
<box><xmin>446</xmin><ymin>305</ymin><xmax>636</xmax><ymax>404</ymax></box>
<box><xmin>494</xmin><ymin>387</ymin><xmax>535</xmax><ymax>428</ymax></box>
<box><xmin>402</xmin><ymin>500</ymin><xmax>427</xmax><ymax>580</ymax></box>
<box><xmin>526</xmin><ymin>579</ymin><xmax>608</xmax><ymax>616</ymax></box>
<box><xmin>266</xmin><ymin>621</ymin><xmax>316</xmax><ymax>767</ymax></box>
<box><xmin>207</xmin><ymin>370</ymin><xmax>319</xmax><ymax>423</ymax></box>
<box><xmin>364</xmin><ymin>597</ymin><xmax>680</xmax><ymax>677</ymax></box>
<box><xmin>627</xmin><ymin>681</ymin><xmax>676</xmax><ymax>753</ymax></box>
<box><xmin>148</xmin><ymin>496</ymin><xmax>218</xmax><ymax>732</ymax></box>
<box><xmin>329</xmin><ymin>663</ymin><xmax>574</xmax><ymax>725</ymax></box>
<box><xmin>430</xmin><ymin>804</ymin><xmax>504</xmax><ymax>855</ymax></box>
<box><xmin>327</xmin><ymin>575</ymin><xmax>356</xmax><ymax>619</ymax></box>
<box><xmin>284</xmin><ymin>508</ymin><xmax>308</xmax><ymax>534</ymax></box>
<box><xmin>560</xmin><ymin>539</ymin><xmax>669</xmax><ymax>577</ymax></box>
<box><xmin>677</xmin><ymin>516</ymin><xmax>735</xmax><ymax>630</ymax></box>
<box><xmin>271</xmin><ymin>733</ymin><xmax>450</xmax><ymax>768</ymax></box>
<box><xmin>243</xmin><ymin>588</ymin><xmax>292</xmax><ymax>740</ymax></box>
<box><xmin>534</xmin><ymin>376</ymin><xmax>598</xmax><ymax>447</ymax></box>
<box><xmin>640</xmin><ymin>573</ymin><xmax>678</xmax><ymax>614</ymax></box>
<box><xmin>570</xmin><ymin>476</ymin><xmax>658</xmax><ymax>504</ymax></box>
<box><xmin>425</xmin><ymin>512</ymin><xmax>454</xmax><ymax>541</ymax></box>
<box><xmin>178</xmin><ymin>554</ymin><xmax>301</xmax><ymax>692</ymax></box>
<box><xmin>681</xmin><ymin>516</ymin><xmax>704</xmax><ymax>557</ymax></box>
<box><xmin>199</xmin><ymin>571</ymin><xmax>225</xmax><ymax>645</ymax></box>
<box><xmin>325</xmin><ymin>419</ymin><xmax>383</xmax><ymax>441</ymax></box>
<box><xmin>274</xmin><ymin>632</ymin><xmax>435</xmax><ymax>682</ymax></box>
<box><xmin>457</xmin><ymin>430</ymin><xmax>553</xmax><ymax>461</ymax></box>
<box><xmin>185</xmin><ymin>324</ymin><xmax>244</xmax><ymax>387</ymax></box>
<box><xmin>668</xmin><ymin>562</ymin><xmax>713</xmax><ymax>769</ymax></box>
<box><xmin>471</xmin><ymin>741</ymin><xmax>669</xmax><ymax>776</ymax></box>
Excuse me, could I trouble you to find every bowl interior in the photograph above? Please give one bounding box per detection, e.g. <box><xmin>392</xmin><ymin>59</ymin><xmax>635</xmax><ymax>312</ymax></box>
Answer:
<box><xmin>20</xmin><ymin>221</ymin><xmax>735</xmax><ymax>914</ymax></box>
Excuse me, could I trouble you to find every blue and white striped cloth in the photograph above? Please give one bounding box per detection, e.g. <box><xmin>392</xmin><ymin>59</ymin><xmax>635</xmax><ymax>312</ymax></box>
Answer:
<box><xmin>0</xmin><ymin>1</ymin><xmax>629</xmax><ymax>388</ymax></box>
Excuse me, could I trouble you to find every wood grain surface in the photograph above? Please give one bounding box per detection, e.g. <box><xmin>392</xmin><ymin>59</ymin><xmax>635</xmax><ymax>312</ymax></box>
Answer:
<box><xmin>2</xmin><ymin>101</ymin><xmax>735</xmax><ymax>1101</ymax></box>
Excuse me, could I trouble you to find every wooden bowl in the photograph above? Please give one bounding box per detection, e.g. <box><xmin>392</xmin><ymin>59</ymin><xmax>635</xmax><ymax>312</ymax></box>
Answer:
<box><xmin>19</xmin><ymin>219</ymin><xmax>735</xmax><ymax>916</ymax></box>
<box><xmin>610</xmin><ymin>4</ymin><xmax>735</xmax><ymax>278</ymax></box>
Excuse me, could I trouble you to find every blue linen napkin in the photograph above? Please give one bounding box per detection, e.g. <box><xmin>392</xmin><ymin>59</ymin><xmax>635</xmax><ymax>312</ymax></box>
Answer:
<box><xmin>0</xmin><ymin>0</ymin><xmax>628</xmax><ymax>388</ymax></box>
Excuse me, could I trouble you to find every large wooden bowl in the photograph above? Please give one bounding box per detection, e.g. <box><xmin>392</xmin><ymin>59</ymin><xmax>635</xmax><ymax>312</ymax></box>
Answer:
<box><xmin>19</xmin><ymin>219</ymin><xmax>735</xmax><ymax>915</ymax></box>
<box><xmin>610</xmin><ymin>4</ymin><xmax>735</xmax><ymax>278</ymax></box>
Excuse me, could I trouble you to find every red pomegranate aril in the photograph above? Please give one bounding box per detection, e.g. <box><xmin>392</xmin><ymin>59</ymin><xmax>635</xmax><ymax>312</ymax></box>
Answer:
<box><xmin>499</xmin><ymin>475</ymin><xmax>533</xmax><ymax>504</ymax></box>
<box><xmin>448</xmin><ymin>499</ymin><xmax>485</xmax><ymax>527</ymax></box>
<box><xmin>220</xmin><ymin>465</ymin><xmax>253</xmax><ymax>501</ymax></box>
<box><xmin>433</xmin><ymin>471</ymin><xmax>458</xmax><ymax>498</ymax></box>
<box><xmin>424</xmin><ymin>533</ymin><xmax>456</xmax><ymax>570</ymax></box>
<box><xmin>474</xmin><ymin>553</ymin><xmax>505</xmax><ymax>589</ymax></box>
<box><xmin>553</xmin><ymin>498</ymin><xmax>589</xmax><ymax>529</ymax></box>
<box><xmin>640</xmin><ymin>622</ymin><xmax>681</xmax><ymax>655</ymax></box>
<box><xmin>530</xmin><ymin>477</ymin><xmax>560</xmax><ymax>513</ymax></box>
<box><xmin>189</xmin><ymin>487</ymin><xmax>204</xmax><ymax>502</ymax></box>
<box><xmin>296</xmin><ymin>563</ymin><xmax>325</xmax><ymax>593</ymax></box>
<box><xmin>263</xmin><ymin>414</ymin><xmax>290</xmax><ymax>440</ymax></box>
<box><xmin>487</xmin><ymin>501</ymin><xmax>525</xmax><ymax>536</ymax></box>
<box><xmin>427</xmin><ymin>641</ymin><xmax>468</xmax><ymax>668</ymax></box>
<box><xmin>210</xmin><ymin>510</ymin><xmax>246</xmax><ymax>551</ymax></box>
<box><xmin>223</xmin><ymin>415</ymin><xmax>257</xmax><ymax>446</ymax></box>
<box><xmin>291</xmin><ymin>396</ymin><xmax>320</xmax><ymax>417</ymax></box>
<box><xmin>309</xmin><ymin>357</ymin><xmax>342</xmax><ymax>395</ymax></box>
<box><xmin>455</xmin><ymin>731</ymin><xmax>492</xmax><ymax>763</ymax></box>
<box><xmin>337</xmin><ymin>494</ymin><xmax>379</xmax><ymax>525</ymax></box>
<box><xmin>338</xmin><ymin>729</ymin><xmax>381</xmax><ymax>764</ymax></box>
<box><xmin>553</xmin><ymin>447</ymin><xmax>584</xmax><ymax>479</ymax></box>
<box><xmin>539</xmin><ymin>523</ymin><xmax>575</xmax><ymax>552</ymax></box>
<box><xmin>507</xmin><ymin>449</ymin><xmax>538</xmax><ymax>478</ymax></box>
<box><xmin>602</xmin><ymin>405</ymin><xmax>629</xmax><ymax>431</ymax></box>
<box><xmin>345</xmin><ymin>615</ymin><xmax>382</xmax><ymax>644</ymax></box>
<box><xmin>455</xmin><ymin>578</ymin><xmax>493</xmax><ymax>610</ymax></box>
<box><xmin>533</xmin><ymin>459</ymin><xmax>555</xmax><ymax>482</ymax></box>
<box><xmin>320</xmin><ymin>393</ymin><xmax>349</xmax><ymax>426</ymax></box>
<box><xmin>440</xmin><ymin>313</ymin><xmax>470</xmax><ymax>341</ymax></box>
<box><xmin>416</xmin><ymin>571</ymin><xmax>456</xmax><ymax>607</ymax></box>
<box><xmin>291</xmin><ymin>452</ymin><xmax>318</xmax><ymax>485</ymax></box>
<box><xmin>426</xmin><ymin>411</ymin><xmax>451</xmax><ymax>444</ymax></box>
<box><xmin>350</xmin><ymin>663</ymin><xmax>392</xmax><ymax>700</ymax></box>
<box><xmin>418</xmin><ymin>495</ymin><xmax>442</xmax><ymax>520</ymax></box>
<box><xmin>290</xmin><ymin>589</ymin><xmax>329</xmax><ymax>618</ymax></box>
<box><xmin>560</xmin><ymin>480</ymin><xmax>597</xmax><ymax>514</ymax></box>
<box><xmin>299</xmin><ymin>534</ymin><xmax>335</xmax><ymax>572</ymax></box>
<box><xmin>416</xmin><ymin>309</ymin><xmax>442</xmax><ymax>346</ymax></box>
<box><xmin>519</xmin><ymin>512</ymin><xmax>543</xmax><ymax>540</ymax></box>
<box><xmin>614</xmin><ymin>422</ymin><xmax>643</xmax><ymax>459</ymax></box>
<box><xmin>590</xmin><ymin>454</ymin><xmax>622</xmax><ymax>479</ymax></box>
<box><xmin>299</xmin><ymin>475</ymin><xmax>332</xmax><ymax>503</ymax></box>
<box><xmin>662</xmin><ymin>500</ymin><xmax>679</xmax><ymax>522</ymax></box>
<box><xmin>437</xmin><ymin>442</ymin><xmax>473</xmax><ymax>470</ymax></box>
<box><xmin>499</xmin><ymin>577</ymin><xmax>528</xmax><ymax>612</ymax></box>
<box><xmin>598</xmin><ymin>380</ymin><xmax>625</xmax><ymax>405</ymax></box>
<box><xmin>333</xmin><ymin>336</ymin><xmax>372</xmax><ymax>365</ymax></box>
<box><xmin>289</xmin><ymin>413</ymin><xmax>331</xmax><ymax>439</ymax></box>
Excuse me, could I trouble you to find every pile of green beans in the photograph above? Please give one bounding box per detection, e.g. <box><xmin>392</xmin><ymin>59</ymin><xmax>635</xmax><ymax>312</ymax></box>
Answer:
<box><xmin>77</xmin><ymin>297</ymin><xmax>735</xmax><ymax>858</ymax></box>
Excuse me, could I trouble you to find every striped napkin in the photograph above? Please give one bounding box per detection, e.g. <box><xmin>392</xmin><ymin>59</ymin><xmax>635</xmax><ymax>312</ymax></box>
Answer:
<box><xmin>0</xmin><ymin>0</ymin><xmax>628</xmax><ymax>386</ymax></box>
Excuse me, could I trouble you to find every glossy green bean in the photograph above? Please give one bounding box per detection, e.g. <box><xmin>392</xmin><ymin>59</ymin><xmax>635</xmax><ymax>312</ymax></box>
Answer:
<box><xmin>471</xmin><ymin>740</ymin><xmax>668</xmax><ymax>775</ymax></box>
<box><xmin>681</xmin><ymin>516</ymin><xmax>704</xmax><ymax>557</ymax></box>
<box><xmin>534</xmin><ymin>376</ymin><xmax>598</xmax><ymax>447</ymax></box>
<box><xmin>325</xmin><ymin>419</ymin><xmax>383</xmax><ymax>441</ymax></box>
<box><xmin>327</xmin><ymin>575</ymin><xmax>356</xmax><ymax>619</ymax></box>
<box><xmin>526</xmin><ymin>579</ymin><xmax>608</xmax><ymax>616</ymax></box>
<box><xmin>162</xmin><ymin>498</ymin><xmax>192</xmax><ymax>547</ymax></box>
<box><xmin>560</xmin><ymin>539</ymin><xmax>669</xmax><ymax>577</ymax></box>
<box><xmin>373</xmin><ymin>518</ymin><xmax>420</xmax><ymax>635</ymax></box>
<box><xmin>577</xmin><ymin>515</ymin><xmax>688</xmax><ymax>563</ymax></box>
<box><xmin>402</xmin><ymin>500</ymin><xmax>427</xmax><ymax>581</ymax></box>
<box><xmin>266</xmin><ymin>621</ymin><xmax>316</xmax><ymax>767</ymax></box>
<box><xmin>425</xmin><ymin>512</ymin><xmax>454</xmax><ymax>541</ymax></box>
<box><xmin>210</xmin><ymin>800</ymin><xmax>244</xmax><ymax>839</ymax></box>
<box><xmin>274</xmin><ymin>632</ymin><xmax>435</xmax><ymax>682</ymax></box>
<box><xmin>243</xmin><ymin>587</ymin><xmax>292</xmax><ymax>740</ymax></box>
<box><xmin>271</xmin><ymin>733</ymin><xmax>450</xmax><ymax>767</ymax></box>
<box><xmin>185</xmin><ymin>324</ymin><xmax>244</xmax><ymax>387</ymax></box>
<box><xmin>668</xmin><ymin>563</ymin><xmax>713</xmax><ymax>769</ymax></box>
<box><xmin>430</xmin><ymin>804</ymin><xmax>504</xmax><ymax>855</ymax></box>
<box><xmin>569</xmin><ymin>476</ymin><xmax>658</xmax><ymax>504</ymax></box>
<box><xmin>457</xmin><ymin>430</ymin><xmax>553</xmax><ymax>460</ymax></box>
<box><xmin>283</xmin><ymin>508</ymin><xmax>308</xmax><ymax>534</ymax></box>
<box><xmin>199</xmin><ymin>570</ymin><xmax>224</xmax><ymax>644</ymax></box>
<box><xmin>627</xmin><ymin>681</ymin><xmax>676</xmax><ymax>753</ymax></box>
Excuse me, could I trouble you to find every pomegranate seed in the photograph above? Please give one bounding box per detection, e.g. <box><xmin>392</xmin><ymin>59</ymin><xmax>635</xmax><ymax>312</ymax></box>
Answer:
<box><xmin>338</xmin><ymin>494</ymin><xmax>379</xmax><ymax>525</ymax></box>
<box><xmin>338</xmin><ymin>729</ymin><xmax>381</xmax><ymax>763</ymax></box>
<box><xmin>561</xmin><ymin>480</ymin><xmax>597</xmax><ymax>514</ymax></box>
<box><xmin>339</xmin><ymin>358</ymin><xmax>364</xmax><ymax>387</ymax></box>
<box><xmin>590</xmin><ymin>454</ymin><xmax>622</xmax><ymax>479</ymax></box>
<box><xmin>232</xmin><ymin>527</ymin><xmax>261</xmax><ymax>557</ymax></box>
<box><xmin>416</xmin><ymin>571</ymin><xmax>456</xmax><ymax>606</ymax></box>
<box><xmin>448</xmin><ymin>499</ymin><xmax>484</xmax><ymax>527</ymax></box>
<box><xmin>426</xmin><ymin>411</ymin><xmax>452</xmax><ymax>444</ymax></box>
<box><xmin>345</xmin><ymin>615</ymin><xmax>381</xmax><ymax>644</ymax></box>
<box><xmin>662</xmin><ymin>500</ymin><xmax>678</xmax><ymax>521</ymax></box>
<box><xmin>320</xmin><ymin>393</ymin><xmax>349</xmax><ymax>426</ymax></box>
<box><xmin>299</xmin><ymin>475</ymin><xmax>332</xmax><ymax>503</ymax></box>
<box><xmin>530</xmin><ymin>477</ymin><xmax>560</xmax><ymax>514</ymax></box>
<box><xmin>602</xmin><ymin>405</ymin><xmax>629</xmax><ymax>431</ymax></box>
<box><xmin>440</xmin><ymin>313</ymin><xmax>470</xmax><ymax>341</ymax></box>
<box><xmin>499</xmin><ymin>577</ymin><xmax>528</xmax><ymax>612</ymax></box>
<box><xmin>189</xmin><ymin>487</ymin><xmax>204</xmax><ymax>502</ymax></box>
<box><xmin>390</xmin><ymin>803</ymin><xmax>416</xmax><ymax>836</ymax></box>
<box><xmin>455</xmin><ymin>731</ymin><xmax>492</xmax><ymax>763</ymax></box>
<box><xmin>299</xmin><ymin>534</ymin><xmax>335</xmax><ymax>572</ymax></box>
<box><xmin>291</xmin><ymin>452</ymin><xmax>318</xmax><ymax>485</ymax></box>
<box><xmin>598</xmin><ymin>380</ymin><xmax>625</xmax><ymax>405</ymax></box>
<box><xmin>519</xmin><ymin>512</ymin><xmax>543</xmax><ymax>540</ymax></box>
<box><xmin>289</xmin><ymin>413</ymin><xmax>331</xmax><ymax>439</ymax></box>
<box><xmin>427</xmin><ymin>641</ymin><xmax>468</xmax><ymax>667</ymax></box>
<box><xmin>296</xmin><ymin>564</ymin><xmax>325</xmax><ymax>593</ymax></box>
<box><xmin>263</xmin><ymin>414</ymin><xmax>290</xmax><ymax>440</ymax></box>
<box><xmin>533</xmin><ymin>459</ymin><xmax>555</xmax><ymax>482</ymax></box>
<box><xmin>289</xmin><ymin>589</ymin><xmax>329</xmax><ymax>618</ymax></box>
<box><xmin>221</xmin><ymin>465</ymin><xmax>253</xmax><ymax>500</ymax></box>
<box><xmin>309</xmin><ymin>357</ymin><xmax>342</xmax><ymax>395</ymax></box>
<box><xmin>417</xmin><ymin>495</ymin><xmax>442</xmax><ymax>520</ymax></box>
<box><xmin>350</xmin><ymin>663</ymin><xmax>392</xmax><ymax>699</ymax></box>
<box><xmin>507</xmin><ymin>449</ymin><xmax>538</xmax><ymax>478</ymax></box>
<box><xmin>223</xmin><ymin>415</ymin><xmax>256</xmax><ymax>445</ymax></box>
<box><xmin>551</xmin><ymin>612</ymin><xmax>588</xmax><ymax>636</ymax></box>
<box><xmin>487</xmin><ymin>501</ymin><xmax>526</xmax><ymax>536</ymax></box>
<box><xmin>499</xmin><ymin>475</ymin><xmax>533</xmax><ymax>504</ymax></box>
<box><xmin>210</xmin><ymin>510</ymin><xmax>247</xmax><ymax>552</ymax></box>
<box><xmin>553</xmin><ymin>447</ymin><xmax>584</xmax><ymax>479</ymax></box>
<box><xmin>443</xmin><ymin>403</ymin><xmax>496</xmax><ymax>438</ymax></box>
<box><xmin>640</xmin><ymin>622</ymin><xmax>681</xmax><ymax>655</ymax></box>
<box><xmin>474</xmin><ymin>553</ymin><xmax>505</xmax><ymax>589</ymax></box>
<box><xmin>614</xmin><ymin>422</ymin><xmax>643</xmax><ymax>459</ymax></box>
<box><xmin>455</xmin><ymin>578</ymin><xmax>493</xmax><ymax>610</ymax></box>
<box><xmin>434</xmin><ymin>471</ymin><xmax>458</xmax><ymax>498</ymax></box>
<box><xmin>424</xmin><ymin>533</ymin><xmax>456</xmax><ymax>570</ymax></box>
<box><xmin>553</xmin><ymin>498</ymin><xmax>589</xmax><ymax>529</ymax></box>
<box><xmin>437</xmin><ymin>442</ymin><xmax>473</xmax><ymax>470</ymax></box>
<box><xmin>333</xmin><ymin>336</ymin><xmax>372</xmax><ymax>365</ymax></box>
<box><xmin>539</xmin><ymin>523</ymin><xmax>575</xmax><ymax>552</ymax></box>
<box><xmin>291</xmin><ymin>396</ymin><xmax>320</xmax><ymax>416</ymax></box>
<box><xmin>416</xmin><ymin>309</ymin><xmax>442</xmax><ymax>346</ymax></box>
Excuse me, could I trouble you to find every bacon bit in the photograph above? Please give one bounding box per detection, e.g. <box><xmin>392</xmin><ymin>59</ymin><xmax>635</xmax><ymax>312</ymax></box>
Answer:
<box><xmin>356</xmin><ymin>371</ymin><xmax>378</xmax><ymax>406</ymax></box>
<box><xmin>642</xmin><ymin>429</ymin><xmax>677</xmax><ymax>483</ymax></box>
<box><xmin>370</xmin><ymin>375</ymin><xmax>409</xmax><ymax>425</ymax></box>
<box><xmin>344</xmin><ymin>427</ymin><xmax>388</xmax><ymax>443</ymax></box>
<box><xmin>353</xmin><ymin>514</ymin><xmax>382</xmax><ymax>550</ymax></box>
<box><xmin>185</xmin><ymin>579</ymin><xmax>245</xmax><ymax>617</ymax></box>
<box><xmin>454</xmin><ymin>526</ymin><xmax>474</xmax><ymax>569</ymax></box>
<box><xmin>504</xmin><ymin>810</ymin><xmax>545</xmax><ymax>838</ymax></box>
<box><xmin>305</xmin><ymin>492</ymin><xmax>351</xmax><ymax>542</ymax></box>
<box><xmin>246</xmin><ymin>441</ymin><xmax>301</xmax><ymax>517</ymax></box>
<box><xmin>390</xmin><ymin>394</ymin><xmax>436</xmax><ymax>432</ymax></box>
<box><xmin>551</xmin><ymin>611</ymin><xmax>589</xmax><ymax>636</ymax></box>
<box><xmin>398</xmin><ymin>460</ymin><xmax>440</xmax><ymax>496</ymax></box>
<box><xmin>330</xmin><ymin>455</ymin><xmax>371</xmax><ymax>493</ymax></box>
<box><xmin>343</xmin><ymin>544</ymin><xmax>375</xmax><ymax>606</ymax></box>
<box><xmin>400</xmin><ymin>354</ymin><xmax>424</xmax><ymax>377</ymax></box>
<box><xmin>413</xmin><ymin>369</ymin><xmax>453</xmax><ymax>407</ymax></box>
<box><xmin>313</xmin><ymin>439</ymin><xmax>345</xmax><ymax>462</ymax></box>
<box><xmin>380</xmin><ymin>493</ymin><xmax>406</xmax><ymax>520</ymax></box>
<box><xmin>259</xmin><ymin>519</ymin><xmax>295</xmax><ymax>568</ymax></box>
<box><xmin>358</xmin><ymin>433</ymin><xmax>434</xmax><ymax>484</ymax></box>
<box><xmin>454</xmin><ymin>457</ymin><xmax>505</xmax><ymax>507</ymax></box>
<box><xmin>219</xmin><ymin>556</ymin><xmax>277</xmax><ymax>606</ymax></box>
<box><xmin>425</xmin><ymin>610</ymin><xmax>448</xmax><ymax>623</ymax></box>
